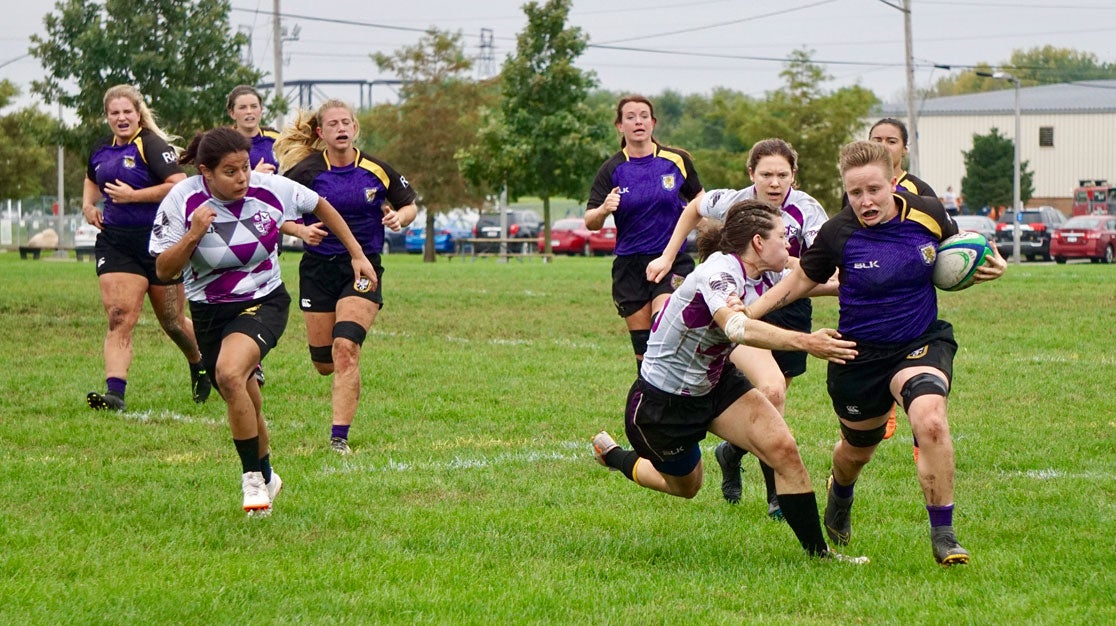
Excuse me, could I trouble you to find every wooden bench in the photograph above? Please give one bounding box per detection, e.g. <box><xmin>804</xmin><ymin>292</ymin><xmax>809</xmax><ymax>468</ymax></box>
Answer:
<box><xmin>75</xmin><ymin>246</ymin><xmax>96</xmax><ymax>262</ymax></box>
<box><xmin>454</xmin><ymin>238</ymin><xmax>553</xmax><ymax>262</ymax></box>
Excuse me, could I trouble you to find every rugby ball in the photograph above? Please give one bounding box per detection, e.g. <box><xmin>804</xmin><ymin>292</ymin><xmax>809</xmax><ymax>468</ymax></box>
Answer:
<box><xmin>933</xmin><ymin>232</ymin><xmax>992</xmax><ymax>292</ymax></box>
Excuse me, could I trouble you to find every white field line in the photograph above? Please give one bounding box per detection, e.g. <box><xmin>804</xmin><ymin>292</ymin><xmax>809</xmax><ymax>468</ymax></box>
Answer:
<box><xmin>370</xmin><ymin>327</ymin><xmax>602</xmax><ymax>350</ymax></box>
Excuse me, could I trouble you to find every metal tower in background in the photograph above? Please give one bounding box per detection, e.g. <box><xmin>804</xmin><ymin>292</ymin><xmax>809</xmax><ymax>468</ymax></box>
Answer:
<box><xmin>477</xmin><ymin>28</ymin><xmax>496</xmax><ymax>80</ymax></box>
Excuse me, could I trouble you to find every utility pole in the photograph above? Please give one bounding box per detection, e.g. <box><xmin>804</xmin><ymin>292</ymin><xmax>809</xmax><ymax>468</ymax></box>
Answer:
<box><xmin>903</xmin><ymin>0</ymin><xmax>919</xmax><ymax>176</ymax></box>
<box><xmin>55</xmin><ymin>100</ymin><xmax>65</xmax><ymax>258</ymax></box>
<box><xmin>272</xmin><ymin>0</ymin><xmax>284</xmax><ymax>129</ymax></box>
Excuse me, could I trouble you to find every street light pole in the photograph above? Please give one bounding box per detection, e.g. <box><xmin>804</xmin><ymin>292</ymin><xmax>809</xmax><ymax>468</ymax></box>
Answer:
<box><xmin>978</xmin><ymin>70</ymin><xmax>1022</xmax><ymax>263</ymax></box>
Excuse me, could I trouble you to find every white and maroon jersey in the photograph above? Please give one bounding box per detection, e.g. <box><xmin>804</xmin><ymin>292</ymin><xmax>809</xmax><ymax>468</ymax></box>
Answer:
<box><xmin>150</xmin><ymin>172</ymin><xmax>319</xmax><ymax>303</ymax></box>
<box><xmin>700</xmin><ymin>186</ymin><xmax>827</xmax><ymax>258</ymax></box>
<box><xmin>641</xmin><ymin>251</ymin><xmax>781</xmax><ymax>396</ymax></box>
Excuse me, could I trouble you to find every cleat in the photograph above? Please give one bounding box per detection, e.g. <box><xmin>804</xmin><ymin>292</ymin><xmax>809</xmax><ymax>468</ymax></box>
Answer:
<box><xmin>714</xmin><ymin>442</ymin><xmax>743</xmax><ymax>504</ymax></box>
<box><xmin>266</xmin><ymin>471</ymin><xmax>283</xmax><ymax>503</ymax></box>
<box><xmin>883</xmin><ymin>404</ymin><xmax>897</xmax><ymax>439</ymax></box>
<box><xmin>931</xmin><ymin>527</ymin><xmax>970</xmax><ymax>566</ymax></box>
<box><xmin>591</xmin><ymin>431</ymin><xmax>618</xmax><ymax>468</ymax></box>
<box><xmin>824</xmin><ymin>474</ymin><xmax>854</xmax><ymax>546</ymax></box>
<box><xmin>822</xmin><ymin>550</ymin><xmax>870</xmax><ymax>565</ymax></box>
<box><xmin>87</xmin><ymin>391</ymin><xmax>125</xmax><ymax>412</ymax></box>
<box><xmin>191</xmin><ymin>367</ymin><xmax>212</xmax><ymax>403</ymax></box>
<box><xmin>330</xmin><ymin>436</ymin><xmax>352</xmax><ymax>455</ymax></box>
<box><xmin>767</xmin><ymin>493</ymin><xmax>784</xmax><ymax>522</ymax></box>
<box><xmin>253</xmin><ymin>363</ymin><xmax>266</xmax><ymax>387</ymax></box>
<box><xmin>242</xmin><ymin>471</ymin><xmax>271</xmax><ymax>514</ymax></box>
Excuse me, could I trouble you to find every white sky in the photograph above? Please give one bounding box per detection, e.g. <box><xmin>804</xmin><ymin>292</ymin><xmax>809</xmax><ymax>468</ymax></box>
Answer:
<box><xmin>3</xmin><ymin>0</ymin><xmax>1116</xmax><ymax>118</ymax></box>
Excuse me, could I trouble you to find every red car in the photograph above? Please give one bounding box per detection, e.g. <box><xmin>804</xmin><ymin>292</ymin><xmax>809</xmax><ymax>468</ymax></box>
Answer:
<box><xmin>538</xmin><ymin>217</ymin><xmax>592</xmax><ymax>255</ymax></box>
<box><xmin>1050</xmin><ymin>214</ymin><xmax>1116</xmax><ymax>264</ymax></box>
<box><xmin>587</xmin><ymin>215</ymin><xmax>616</xmax><ymax>256</ymax></box>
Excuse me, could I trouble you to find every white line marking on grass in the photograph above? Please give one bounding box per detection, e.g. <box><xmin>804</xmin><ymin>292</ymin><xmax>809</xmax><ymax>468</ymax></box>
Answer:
<box><xmin>121</xmin><ymin>410</ymin><xmax>223</xmax><ymax>427</ymax></box>
<box><xmin>370</xmin><ymin>328</ymin><xmax>601</xmax><ymax>350</ymax></box>
<box><xmin>320</xmin><ymin>447</ymin><xmax>587</xmax><ymax>475</ymax></box>
<box><xmin>998</xmin><ymin>468</ymin><xmax>1116</xmax><ymax>481</ymax></box>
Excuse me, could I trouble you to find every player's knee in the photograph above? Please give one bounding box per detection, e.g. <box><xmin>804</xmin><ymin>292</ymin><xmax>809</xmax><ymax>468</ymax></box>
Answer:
<box><xmin>629</xmin><ymin>329</ymin><xmax>650</xmax><ymax>357</ymax></box>
<box><xmin>756</xmin><ymin>382</ymin><xmax>786</xmax><ymax>413</ymax></box>
<box><xmin>840</xmin><ymin>422</ymin><xmax>887</xmax><ymax>448</ymax></box>
<box><xmin>900</xmin><ymin>373</ymin><xmax>949</xmax><ymax>414</ymax></box>
<box><xmin>333</xmin><ymin>321</ymin><xmax>367</xmax><ymax>346</ymax></box>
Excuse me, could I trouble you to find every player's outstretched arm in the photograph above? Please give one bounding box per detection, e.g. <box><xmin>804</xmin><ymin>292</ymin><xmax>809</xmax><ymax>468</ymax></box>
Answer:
<box><xmin>715</xmin><ymin>308</ymin><xmax>857</xmax><ymax>364</ymax></box>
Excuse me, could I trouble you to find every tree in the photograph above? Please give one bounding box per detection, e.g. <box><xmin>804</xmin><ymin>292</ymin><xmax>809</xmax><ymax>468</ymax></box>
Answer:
<box><xmin>927</xmin><ymin>46</ymin><xmax>1116</xmax><ymax>97</ymax></box>
<box><xmin>29</xmin><ymin>0</ymin><xmax>260</xmax><ymax>152</ymax></box>
<box><xmin>960</xmin><ymin>127</ymin><xmax>1034</xmax><ymax>213</ymax></box>
<box><xmin>727</xmin><ymin>49</ymin><xmax>878</xmax><ymax>213</ymax></box>
<box><xmin>457</xmin><ymin>0</ymin><xmax>610</xmax><ymax>255</ymax></box>
<box><xmin>369</xmin><ymin>29</ymin><xmax>493</xmax><ymax>261</ymax></box>
<box><xmin>0</xmin><ymin>81</ymin><xmax>56</xmax><ymax>200</ymax></box>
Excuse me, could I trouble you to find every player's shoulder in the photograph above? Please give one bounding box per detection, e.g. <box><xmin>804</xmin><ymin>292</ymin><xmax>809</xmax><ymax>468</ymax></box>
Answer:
<box><xmin>285</xmin><ymin>151</ymin><xmax>326</xmax><ymax>179</ymax></box>
<box><xmin>259</xmin><ymin>127</ymin><xmax>280</xmax><ymax>140</ymax></box>
<box><xmin>701</xmin><ymin>188</ymin><xmax>751</xmax><ymax>218</ymax></box>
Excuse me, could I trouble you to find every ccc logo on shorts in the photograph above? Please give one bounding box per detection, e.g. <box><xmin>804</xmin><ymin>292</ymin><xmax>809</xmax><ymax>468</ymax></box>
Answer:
<box><xmin>906</xmin><ymin>344</ymin><xmax>929</xmax><ymax>359</ymax></box>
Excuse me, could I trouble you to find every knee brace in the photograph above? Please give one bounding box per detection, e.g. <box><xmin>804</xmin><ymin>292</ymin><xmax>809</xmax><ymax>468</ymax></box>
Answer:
<box><xmin>840</xmin><ymin>422</ymin><xmax>887</xmax><ymax>448</ymax></box>
<box><xmin>309</xmin><ymin>344</ymin><xmax>333</xmax><ymax>364</ymax></box>
<box><xmin>900</xmin><ymin>373</ymin><xmax>949</xmax><ymax>413</ymax></box>
<box><xmin>333</xmin><ymin>321</ymin><xmax>368</xmax><ymax>346</ymax></box>
<box><xmin>629</xmin><ymin>329</ymin><xmax>651</xmax><ymax>357</ymax></box>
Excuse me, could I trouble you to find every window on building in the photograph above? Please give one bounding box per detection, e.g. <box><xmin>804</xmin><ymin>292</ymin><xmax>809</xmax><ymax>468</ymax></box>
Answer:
<box><xmin>1039</xmin><ymin>126</ymin><xmax>1054</xmax><ymax>147</ymax></box>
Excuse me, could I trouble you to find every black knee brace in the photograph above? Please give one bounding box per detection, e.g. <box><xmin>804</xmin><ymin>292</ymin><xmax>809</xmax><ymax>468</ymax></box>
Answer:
<box><xmin>900</xmin><ymin>372</ymin><xmax>949</xmax><ymax>413</ymax></box>
<box><xmin>333</xmin><ymin>321</ymin><xmax>368</xmax><ymax>346</ymax></box>
<box><xmin>629</xmin><ymin>329</ymin><xmax>651</xmax><ymax>356</ymax></box>
<box><xmin>840</xmin><ymin>422</ymin><xmax>887</xmax><ymax>448</ymax></box>
<box><xmin>309</xmin><ymin>344</ymin><xmax>333</xmax><ymax>364</ymax></box>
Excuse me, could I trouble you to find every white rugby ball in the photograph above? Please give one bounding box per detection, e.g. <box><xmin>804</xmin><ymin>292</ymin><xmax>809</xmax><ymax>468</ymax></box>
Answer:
<box><xmin>933</xmin><ymin>232</ymin><xmax>992</xmax><ymax>292</ymax></box>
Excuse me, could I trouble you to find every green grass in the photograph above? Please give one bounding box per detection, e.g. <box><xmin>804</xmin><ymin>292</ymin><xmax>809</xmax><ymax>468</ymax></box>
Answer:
<box><xmin>1</xmin><ymin>252</ymin><xmax>1113</xmax><ymax>625</ymax></box>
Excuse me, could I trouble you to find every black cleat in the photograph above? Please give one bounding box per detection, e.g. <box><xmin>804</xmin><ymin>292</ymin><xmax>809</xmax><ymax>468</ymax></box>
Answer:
<box><xmin>191</xmin><ymin>367</ymin><xmax>212</xmax><ymax>403</ymax></box>
<box><xmin>824</xmin><ymin>474</ymin><xmax>853</xmax><ymax>546</ymax></box>
<box><xmin>253</xmin><ymin>363</ymin><xmax>266</xmax><ymax>387</ymax></box>
<box><xmin>714</xmin><ymin>442</ymin><xmax>744</xmax><ymax>504</ymax></box>
<box><xmin>87</xmin><ymin>391</ymin><xmax>125</xmax><ymax>412</ymax></box>
<box><xmin>931</xmin><ymin>526</ymin><xmax>970</xmax><ymax>566</ymax></box>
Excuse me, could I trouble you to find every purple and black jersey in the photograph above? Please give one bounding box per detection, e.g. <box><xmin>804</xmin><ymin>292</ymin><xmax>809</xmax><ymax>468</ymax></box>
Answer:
<box><xmin>587</xmin><ymin>144</ymin><xmax>702</xmax><ymax>256</ymax></box>
<box><xmin>800</xmin><ymin>191</ymin><xmax>958</xmax><ymax>344</ymax></box>
<box><xmin>284</xmin><ymin>149</ymin><xmax>416</xmax><ymax>257</ymax></box>
<box><xmin>86</xmin><ymin>129</ymin><xmax>183</xmax><ymax>228</ymax></box>
<box><xmin>898</xmin><ymin>171</ymin><xmax>936</xmax><ymax>198</ymax></box>
<box><xmin>249</xmin><ymin>128</ymin><xmax>279</xmax><ymax>170</ymax></box>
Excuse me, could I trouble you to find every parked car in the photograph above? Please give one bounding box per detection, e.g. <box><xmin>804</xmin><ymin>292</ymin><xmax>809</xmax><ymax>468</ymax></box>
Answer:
<box><xmin>994</xmin><ymin>206</ymin><xmax>1066</xmax><ymax>261</ymax></box>
<box><xmin>538</xmin><ymin>217</ymin><xmax>592</xmax><ymax>255</ymax></box>
<box><xmin>472</xmin><ymin>210</ymin><xmax>542</xmax><ymax>253</ymax></box>
<box><xmin>952</xmin><ymin>215</ymin><xmax>996</xmax><ymax>244</ymax></box>
<box><xmin>383</xmin><ymin>225</ymin><xmax>406</xmax><ymax>254</ymax></box>
<box><xmin>588</xmin><ymin>215</ymin><xmax>616</xmax><ymax>256</ymax></box>
<box><xmin>405</xmin><ymin>215</ymin><xmax>474</xmax><ymax>254</ymax></box>
<box><xmin>74</xmin><ymin>223</ymin><xmax>100</xmax><ymax>248</ymax></box>
<box><xmin>1050</xmin><ymin>214</ymin><xmax>1116</xmax><ymax>264</ymax></box>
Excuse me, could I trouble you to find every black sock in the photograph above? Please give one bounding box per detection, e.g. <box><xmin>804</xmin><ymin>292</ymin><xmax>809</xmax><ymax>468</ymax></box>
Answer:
<box><xmin>723</xmin><ymin>442</ymin><xmax>747</xmax><ymax>464</ymax></box>
<box><xmin>605</xmin><ymin>447</ymin><xmax>641</xmax><ymax>482</ymax></box>
<box><xmin>760</xmin><ymin>460</ymin><xmax>777</xmax><ymax>502</ymax></box>
<box><xmin>259</xmin><ymin>453</ymin><xmax>272</xmax><ymax>483</ymax></box>
<box><xmin>233</xmin><ymin>437</ymin><xmax>261</xmax><ymax>474</ymax></box>
<box><xmin>778</xmin><ymin>491</ymin><xmax>829</xmax><ymax>556</ymax></box>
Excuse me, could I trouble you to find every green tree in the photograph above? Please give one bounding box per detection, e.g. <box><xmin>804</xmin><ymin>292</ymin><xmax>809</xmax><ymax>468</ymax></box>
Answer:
<box><xmin>457</xmin><ymin>0</ymin><xmax>609</xmax><ymax>255</ymax></box>
<box><xmin>927</xmin><ymin>46</ymin><xmax>1116</xmax><ymax>96</ymax></box>
<box><xmin>369</xmin><ymin>29</ymin><xmax>493</xmax><ymax>261</ymax></box>
<box><xmin>0</xmin><ymin>81</ymin><xmax>56</xmax><ymax>200</ymax></box>
<box><xmin>29</xmin><ymin>0</ymin><xmax>260</xmax><ymax>152</ymax></box>
<box><xmin>728</xmin><ymin>49</ymin><xmax>878</xmax><ymax>213</ymax></box>
<box><xmin>960</xmin><ymin>127</ymin><xmax>1034</xmax><ymax>212</ymax></box>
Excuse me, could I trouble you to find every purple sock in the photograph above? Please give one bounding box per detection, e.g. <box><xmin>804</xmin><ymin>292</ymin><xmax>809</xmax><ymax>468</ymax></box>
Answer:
<box><xmin>927</xmin><ymin>503</ymin><xmax>955</xmax><ymax>528</ymax></box>
<box><xmin>832</xmin><ymin>477</ymin><xmax>855</xmax><ymax>499</ymax></box>
<box><xmin>332</xmin><ymin>424</ymin><xmax>350</xmax><ymax>440</ymax></box>
<box><xmin>106</xmin><ymin>377</ymin><xmax>127</xmax><ymax>397</ymax></box>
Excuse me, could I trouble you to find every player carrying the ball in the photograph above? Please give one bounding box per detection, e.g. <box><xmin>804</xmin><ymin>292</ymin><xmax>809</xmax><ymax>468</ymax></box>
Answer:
<box><xmin>743</xmin><ymin>141</ymin><xmax>1006</xmax><ymax>565</ymax></box>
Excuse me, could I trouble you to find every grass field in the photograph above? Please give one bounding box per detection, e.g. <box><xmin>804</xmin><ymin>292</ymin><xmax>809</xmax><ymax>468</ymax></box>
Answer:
<box><xmin>1</xmin><ymin>251</ymin><xmax>1113</xmax><ymax>625</ymax></box>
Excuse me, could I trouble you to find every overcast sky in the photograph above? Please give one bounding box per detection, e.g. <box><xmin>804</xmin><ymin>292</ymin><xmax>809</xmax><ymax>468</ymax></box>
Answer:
<box><xmin>4</xmin><ymin>0</ymin><xmax>1116</xmax><ymax>119</ymax></box>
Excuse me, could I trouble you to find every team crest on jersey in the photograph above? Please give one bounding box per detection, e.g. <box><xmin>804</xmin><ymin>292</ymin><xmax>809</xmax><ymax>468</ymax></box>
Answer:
<box><xmin>364</xmin><ymin>188</ymin><xmax>376</xmax><ymax>203</ymax></box>
<box><xmin>919</xmin><ymin>243</ymin><xmax>937</xmax><ymax>265</ymax></box>
<box><xmin>123</xmin><ymin>156</ymin><xmax>136</xmax><ymax>169</ymax></box>
<box><xmin>906</xmin><ymin>344</ymin><xmax>929</xmax><ymax>359</ymax></box>
<box><xmin>661</xmin><ymin>174</ymin><xmax>676</xmax><ymax>191</ymax></box>
<box><xmin>250</xmin><ymin>210</ymin><xmax>270</xmax><ymax>235</ymax></box>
